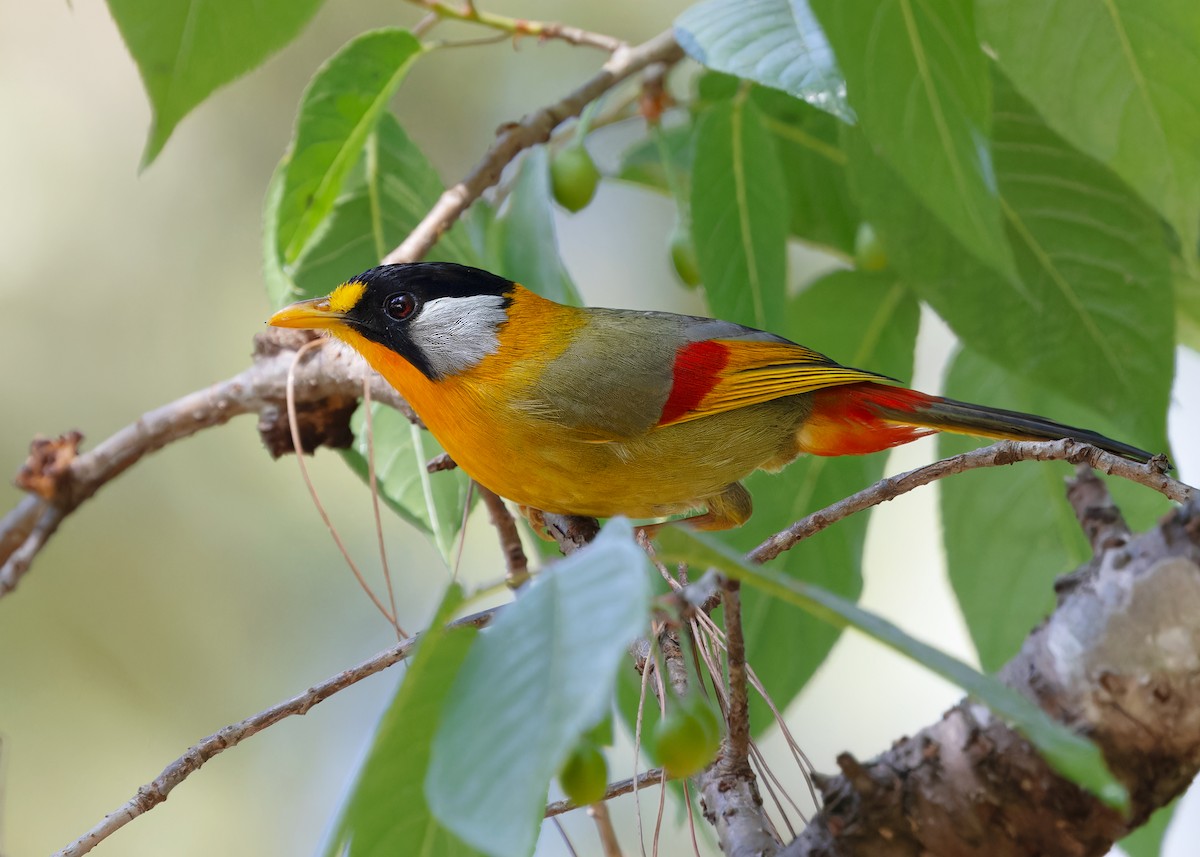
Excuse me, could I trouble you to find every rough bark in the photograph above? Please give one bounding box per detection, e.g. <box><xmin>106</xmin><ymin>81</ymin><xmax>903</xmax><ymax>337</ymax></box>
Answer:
<box><xmin>781</xmin><ymin>495</ymin><xmax>1200</xmax><ymax>856</ymax></box>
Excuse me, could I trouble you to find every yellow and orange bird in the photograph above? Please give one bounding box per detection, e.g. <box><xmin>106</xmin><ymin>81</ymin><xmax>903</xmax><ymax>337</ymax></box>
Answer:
<box><xmin>270</xmin><ymin>262</ymin><xmax>1156</xmax><ymax>531</ymax></box>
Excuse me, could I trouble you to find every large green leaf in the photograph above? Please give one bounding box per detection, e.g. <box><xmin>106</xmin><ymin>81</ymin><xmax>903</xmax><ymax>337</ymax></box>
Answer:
<box><xmin>483</xmin><ymin>148</ymin><xmax>581</xmax><ymax>305</ymax></box>
<box><xmin>717</xmin><ymin>270</ymin><xmax>919</xmax><ymax>732</ymax></box>
<box><xmin>691</xmin><ymin>96</ymin><xmax>788</xmax><ymax>330</ymax></box>
<box><xmin>939</xmin><ymin>349</ymin><xmax>1171</xmax><ymax>672</ymax></box>
<box><xmin>267</xmin><ymin>113</ymin><xmax>478</xmax><ymax>307</ymax></box>
<box><xmin>427</xmin><ymin>521</ymin><xmax>651</xmax><ymax>857</ymax></box>
<box><xmin>750</xmin><ymin>86</ymin><xmax>859</xmax><ymax>256</ymax></box>
<box><xmin>342</xmin><ymin>403</ymin><xmax>475</xmax><ymax>566</ymax></box>
<box><xmin>845</xmin><ymin>71</ymin><xmax>1175</xmax><ymax>449</ymax></box>
<box><xmin>275</xmin><ymin>29</ymin><xmax>424</xmax><ymax>270</ymax></box>
<box><xmin>107</xmin><ymin>0</ymin><xmax>325</xmax><ymax>166</ymax></box>
<box><xmin>325</xmin><ymin>585</ymin><xmax>483</xmax><ymax>857</ymax></box>
<box><xmin>979</xmin><ymin>0</ymin><xmax>1200</xmax><ymax>262</ymax></box>
<box><xmin>654</xmin><ymin>528</ymin><xmax>1130</xmax><ymax>811</ymax></box>
<box><xmin>674</xmin><ymin>0</ymin><xmax>852</xmax><ymax>122</ymax></box>
<box><xmin>811</xmin><ymin>0</ymin><xmax>1014</xmax><ymax>279</ymax></box>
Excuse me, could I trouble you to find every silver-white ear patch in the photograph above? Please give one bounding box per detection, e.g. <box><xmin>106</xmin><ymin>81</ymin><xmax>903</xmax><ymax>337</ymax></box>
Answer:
<box><xmin>409</xmin><ymin>294</ymin><xmax>507</xmax><ymax>377</ymax></box>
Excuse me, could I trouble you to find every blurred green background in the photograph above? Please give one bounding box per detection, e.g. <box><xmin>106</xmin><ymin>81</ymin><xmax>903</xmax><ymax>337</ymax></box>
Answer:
<box><xmin>2</xmin><ymin>1</ymin><xmax>1198</xmax><ymax>855</ymax></box>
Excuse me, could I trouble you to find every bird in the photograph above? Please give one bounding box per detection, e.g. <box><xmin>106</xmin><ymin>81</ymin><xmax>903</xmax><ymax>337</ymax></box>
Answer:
<box><xmin>269</xmin><ymin>262</ymin><xmax>1158</xmax><ymax>531</ymax></box>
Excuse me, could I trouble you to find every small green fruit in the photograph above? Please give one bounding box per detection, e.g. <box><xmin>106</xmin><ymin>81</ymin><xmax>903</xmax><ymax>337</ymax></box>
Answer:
<box><xmin>652</xmin><ymin>699</ymin><xmax>722</xmax><ymax>779</ymax></box>
<box><xmin>558</xmin><ymin>740</ymin><xmax>608</xmax><ymax>806</ymax></box>
<box><xmin>550</xmin><ymin>144</ymin><xmax>600</xmax><ymax>212</ymax></box>
<box><xmin>669</xmin><ymin>224</ymin><xmax>702</xmax><ymax>288</ymax></box>
<box><xmin>854</xmin><ymin>222</ymin><xmax>889</xmax><ymax>272</ymax></box>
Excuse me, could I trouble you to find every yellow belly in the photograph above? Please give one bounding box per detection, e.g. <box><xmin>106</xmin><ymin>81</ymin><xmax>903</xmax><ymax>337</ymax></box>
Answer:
<box><xmin>421</xmin><ymin>390</ymin><xmax>806</xmax><ymax>519</ymax></box>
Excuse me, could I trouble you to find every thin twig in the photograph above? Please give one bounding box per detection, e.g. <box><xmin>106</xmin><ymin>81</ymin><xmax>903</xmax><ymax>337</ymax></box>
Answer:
<box><xmin>53</xmin><ymin>606</ymin><xmax>498</xmax><ymax>857</ymax></box>
<box><xmin>287</xmin><ymin>342</ymin><xmax>399</xmax><ymax>629</ymax></box>
<box><xmin>552</xmin><ymin>817</ymin><xmax>581</xmax><ymax>857</ymax></box>
<box><xmin>633</xmin><ymin>639</ymin><xmax>655</xmax><ymax>857</ymax></box>
<box><xmin>383</xmin><ymin>29</ymin><xmax>682</xmax><ymax>265</ymax></box>
<box><xmin>720</xmin><ymin>580</ymin><xmax>751</xmax><ymax>768</ymax></box>
<box><xmin>362</xmin><ymin>377</ymin><xmax>403</xmax><ymax>640</ymax></box>
<box><xmin>477</xmin><ymin>484</ymin><xmax>529</xmax><ymax>587</ymax></box>
<box><xmin>589</xmin><ymin>801</ymin><xmax>624</xmax><ymax>857</ymax></box>
<box><xmin>750</xmin><ymin>439</ymin><xmax>1192</xmax><ymax>564</ymax></box>
<box><xmin>682</xmin><ymin>782</ymin><xmax>702</xmax><ymax>857</ymax></box>
<box><xmin>407</xmin><ymin>0</ymin><xmax>626</xmax><ymax>52</ymax></box>
<box><xmin>544</xmin><ymin>768</ymin><xmax>666</xmax><ymax>818</ymax></box>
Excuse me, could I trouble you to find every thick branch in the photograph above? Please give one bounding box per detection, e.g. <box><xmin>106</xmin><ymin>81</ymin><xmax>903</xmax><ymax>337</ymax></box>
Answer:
<box><xmin>780</xmin><ymin>496</ymin><xmax>1200</xmax><ymax>856</ymax></box>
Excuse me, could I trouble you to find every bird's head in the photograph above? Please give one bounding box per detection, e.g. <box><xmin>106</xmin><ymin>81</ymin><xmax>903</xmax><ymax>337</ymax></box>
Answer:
<box><xmin>268</xmin><ymin>262</ymin><xmax>515</xmax><ymax>380</ymax></box>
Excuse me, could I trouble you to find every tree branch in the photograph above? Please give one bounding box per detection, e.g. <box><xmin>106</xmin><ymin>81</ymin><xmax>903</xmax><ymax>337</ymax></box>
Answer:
<box><xmin>695</xmin><ymin>578</ymin><xmax>782</xmax><ymax>857</ymax></box>
<box><xmin>408</xmin><ymin>0</ymin><xmax>627</xmax><ymax>52</ymax></box>
<box><xmin>382</xmin><ymin>28</ymin><xmax>683</xmax><ymax>265</ymax></box>
<box><xmin>779</xmin><ymin>495</ymin><xmax>1200</xmax><ymax>856</ymax></box>
<box><xmin>751</xmin><ymin>440</ymin><xmax>1189</xmax><ymax>564</ymax></box>
<box><xmin>52</xmin><ymin>606</ymin><xmax>498</xmax><ymax>857</ymax></box>
<box><xmin>544</xmin><ymin>769</ymin><xmax>666</xmax><ymax>818</ymax></box>
<box><xmin>477</xmin><ymin>484</ymin><xmax>529</xmax><ymax>587</ymax></box>
<box><xmin>0</xmin><ymin>332</ymin><xmax>409</xmax><ymax>598</ymax></box>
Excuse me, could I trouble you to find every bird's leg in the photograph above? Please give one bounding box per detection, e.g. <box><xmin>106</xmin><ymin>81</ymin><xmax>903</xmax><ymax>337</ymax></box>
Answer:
<box><xmin>517</xmin><ymin>505</ymin><xmax>555</xmax><ymax>541</ymax></box>
<box><xmin>638</xmin><ymin>482</ymin><xmax>753</xmax><ymax>536</ymax></box>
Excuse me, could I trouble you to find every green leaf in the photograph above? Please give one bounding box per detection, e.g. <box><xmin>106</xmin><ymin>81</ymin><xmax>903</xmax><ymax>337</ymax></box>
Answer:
<box><xmin>262</xmin><ymin>159</ymin><xmax>294</xmax><ymax>309</ymax></box>
<box><xmin>326</xmin><ymin>584</ymin><xmax>483</xmax><ymax>857</ymax></box>
<box><xmin>1178</xmin><ymin>263</ymin><xmax>1200</xmax><ymax>353</ymax></box>
<box><xmin>483</xmin><ymin>148</ymin><xmax>581</xmax><ymax>305</ymax></box>
<box><xmin>342</xmin><ymin>403</ymin><xmax>475</xmax><ymax>565</ymax></box>
<box><xmin>1120</xmin><ymin>798</ymin><xmax>1178</xmax><ymax>857</ymax></box>
<box><xmin>750</xmin><ymin>86</ymin><xmax>858</xmax><ymax>256</ymax></box>
<box><xmin>674</xmin><ymin>0</ymin><xmax>853</xmax><ymax>122</ymax></box>
<box><xmin>844</xmin><ymin>71</ymin><xmax>1175</xmax><ymax>448</ymax></box>
<box><xmin>615</xmin><ymin>121</ymin><xmax>695</xmax><ymax>196</ymax></box>
<box><xmin>427</xmin><ymin>521</ymin><xmax>652</xmax><ymax>857</ymax></box>
<box><xmin>717</xmin><ymin>269</ymin><xmax>919</xmax><ymax>731</ymax></box>
<box><xmin>811</xmin><ymin>0</ymin><xmax>1015</xmax><ymax>279</ymax></box>
<box><xmin>979</xmin><ymin>0</ymin><xmax>1200</xmax><ymax>261</ymax></box>
<box><xmin>106</xmin><ymin>0</ymin><xmax>325</xmax><ymax>167</ymax></box>
<box><xmin>275</xmin><ymin>29</ymin><xmax>424</xmax><ymax>270</ymax></box>
<box><xmin>654</xmin><ymin>528</ymin><xmax>1130</xmax><ymax>811</ymax></box>
<box><xmin>265</xmin><ymin>114</ymin><xmax>479</xmax><ymax>559</ymax></box>
<box><xmin>691</xmin><ymin>96</ymin><xmax>788</xmax><ymax>329</ymax></box>
<box><xmin>939</xmin><ymin>349</ymin><xmax>1171</xmax><ymax>672</ymax></box>
<box><xmin>268</xmin><ymin>113</ymin><xmax>478</xmax><ymax>307</ymax></box>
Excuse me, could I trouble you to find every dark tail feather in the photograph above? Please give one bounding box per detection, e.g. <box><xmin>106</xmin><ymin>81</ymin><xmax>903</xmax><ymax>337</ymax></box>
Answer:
<box><xmin>897</xmin><ymin>394</ymin><xmax>1158</xmax><ymax>464</ymax></box>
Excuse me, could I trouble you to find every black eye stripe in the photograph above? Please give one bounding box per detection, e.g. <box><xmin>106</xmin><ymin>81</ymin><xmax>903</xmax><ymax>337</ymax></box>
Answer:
<box><xmin>385</xmin><ymin>292</ymin><xmax>417</xmax><ymax>321</ymax></box>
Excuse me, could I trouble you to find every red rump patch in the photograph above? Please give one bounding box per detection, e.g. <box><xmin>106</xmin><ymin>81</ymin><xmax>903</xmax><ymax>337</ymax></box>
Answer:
<box><xmin>658</xmin><ymin>340</ymin><xmax>730</xmax><ymax>425</ymax></box>
<box><xmin>801</xmin><ymin>383</ymin><xmax>936</xmax><ymax>456</ymax></box>
<box><xmin>846</xmin><ymin>383</ymin><xmax>935</xmax><ymax>413</ymax></box>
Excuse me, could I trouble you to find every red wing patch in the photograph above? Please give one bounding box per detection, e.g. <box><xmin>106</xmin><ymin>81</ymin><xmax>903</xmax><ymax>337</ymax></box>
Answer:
<box><xmin>658</xmin><ymin>340</ymin><xmax>730</xmax><ymax>426</ymax></box>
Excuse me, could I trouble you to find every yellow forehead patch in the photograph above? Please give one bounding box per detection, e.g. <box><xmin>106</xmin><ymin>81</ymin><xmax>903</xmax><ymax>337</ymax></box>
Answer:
<box><xmin>328</xmin><ymin>280</ymin><xmax>367</xmax><ymax>314</ymax></box>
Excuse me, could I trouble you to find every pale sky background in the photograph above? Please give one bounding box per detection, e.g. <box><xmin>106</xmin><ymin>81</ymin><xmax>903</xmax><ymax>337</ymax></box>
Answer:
<box><xmin>1</xmin><ymin>2</ymin><xmax>1197</xmax><ymax>856</ymax></box>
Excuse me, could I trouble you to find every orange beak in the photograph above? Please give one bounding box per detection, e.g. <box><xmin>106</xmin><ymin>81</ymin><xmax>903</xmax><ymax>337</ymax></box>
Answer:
<box><xmin>267</xmin><ymin>297</ymin><xmax>345</xmax><ymax>331</ymax></box>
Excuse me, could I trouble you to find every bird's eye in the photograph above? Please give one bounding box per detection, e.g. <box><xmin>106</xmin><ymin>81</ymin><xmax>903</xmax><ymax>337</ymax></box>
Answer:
<box><xmin>384</xmin><ymin>292</ymin><xmax>417</xmax><ymax>321</ymax></box>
